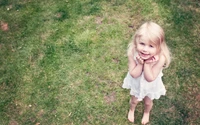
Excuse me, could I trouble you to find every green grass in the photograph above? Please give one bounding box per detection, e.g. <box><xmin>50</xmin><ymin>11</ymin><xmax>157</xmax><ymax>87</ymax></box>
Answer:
<box><xmin>0</xmin><ymin>0</ymin><xmax>200</xmax><ymax>124</ymax></box>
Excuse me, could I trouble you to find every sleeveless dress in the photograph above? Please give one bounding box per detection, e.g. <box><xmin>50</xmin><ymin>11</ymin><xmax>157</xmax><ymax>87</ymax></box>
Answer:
<box><xmin>122</xmin><ymin>54</ymin><xmax>166</xmax><ymax>101</ymax></box>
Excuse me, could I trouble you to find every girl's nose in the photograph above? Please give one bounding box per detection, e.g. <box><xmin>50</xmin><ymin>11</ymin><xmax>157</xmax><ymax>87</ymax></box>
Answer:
<box><xmin>143</xmin><ymin>46</ymin><xmax>148</xmax><ymax>51</ymax></box>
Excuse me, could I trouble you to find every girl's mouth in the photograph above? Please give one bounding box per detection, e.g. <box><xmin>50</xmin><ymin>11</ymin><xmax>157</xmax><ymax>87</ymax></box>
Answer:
<box><xmin>139</xmin><ymin>52</ymin><xmax>150</xmax><ymax>59</ymax></box>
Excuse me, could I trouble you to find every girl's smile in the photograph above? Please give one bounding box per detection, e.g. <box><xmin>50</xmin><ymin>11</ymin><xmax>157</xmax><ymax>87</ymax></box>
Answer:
<box><xmin>139</xmin><ymin>52</ymin><xmax>151</xmax><ymax>60</ymax></box>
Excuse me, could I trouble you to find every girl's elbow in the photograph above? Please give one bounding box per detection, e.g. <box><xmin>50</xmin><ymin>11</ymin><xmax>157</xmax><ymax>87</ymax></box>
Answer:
<box><xmin>130</xmin><ymin>72</ymin><xmax>141</xmax><ymax>78</ymax></box>
<box><xmin>146</xmin><ymin>79</ymin><xmax>154</xmax><ymax>82</ymax></box>
<box><xmin>145</xmin><ymin>77</ymin><xmax>156</xmax><ymax>82</ymax></box>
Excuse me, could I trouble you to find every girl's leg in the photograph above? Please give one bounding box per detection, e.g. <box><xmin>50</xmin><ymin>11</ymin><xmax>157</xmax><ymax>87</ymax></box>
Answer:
<box><xmin>142</xmin><ymin>96</ymin><xmax>153</xmax><ymax>124</ymax></box>
<box><xmin>128</xmin><ymin>95</ymin><xmax>139</xmax><ymax>122</ymax></box>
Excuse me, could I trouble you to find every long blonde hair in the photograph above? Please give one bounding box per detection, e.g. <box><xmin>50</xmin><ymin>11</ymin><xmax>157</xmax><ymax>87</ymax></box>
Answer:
<box><xmin>127</xmin><ymin>22</ymin><xmax>171</xmax><ymax>68</ymax></box>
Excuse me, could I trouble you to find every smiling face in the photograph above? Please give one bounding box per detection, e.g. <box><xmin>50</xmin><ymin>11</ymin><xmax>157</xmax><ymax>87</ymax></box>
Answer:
<box><xmin>133</xmin><ymin>22</ymin><xmax>164</xmax><ymax>60</ymax></box>
<box><xmin>136</xmin><ymin>36</ymin><xmax>158</xmax><ymax>60</ymax></box>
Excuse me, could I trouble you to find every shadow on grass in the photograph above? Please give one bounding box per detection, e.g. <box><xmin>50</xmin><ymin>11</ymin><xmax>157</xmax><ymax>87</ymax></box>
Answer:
<box><xmin>156</xmin><ymin>0</ymin><xmax>200</xmax><ymax>124</ymax></box>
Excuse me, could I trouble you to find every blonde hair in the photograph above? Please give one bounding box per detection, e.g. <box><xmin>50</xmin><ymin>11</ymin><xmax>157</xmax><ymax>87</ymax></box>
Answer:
<box><xmin>128</xmin><ymin>21</ymin><xmax>171</xmax><ymax>68</ymax></box>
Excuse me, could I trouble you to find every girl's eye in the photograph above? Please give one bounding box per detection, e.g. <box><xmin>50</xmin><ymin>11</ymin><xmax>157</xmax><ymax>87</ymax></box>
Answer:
<box><xmin>150</xmin><ymin>45</ymin><xmax>154</xmax><ymax>48</ymax></box>
<box><xmin>140</xmin><ymin>42</ymin><xmax>145</xmax><ymax>45</ymax></box>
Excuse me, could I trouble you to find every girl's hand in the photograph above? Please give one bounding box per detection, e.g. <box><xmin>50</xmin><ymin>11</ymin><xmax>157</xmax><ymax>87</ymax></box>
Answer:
<box><xmin>136</xmin><ymin>55</ymin><xmax>144</xmax><ymax>65</ymax></box>
<box><xmin>145</xmin><ymin>55</ymin><xmax>159</xmax><ymax>64</ymax></box>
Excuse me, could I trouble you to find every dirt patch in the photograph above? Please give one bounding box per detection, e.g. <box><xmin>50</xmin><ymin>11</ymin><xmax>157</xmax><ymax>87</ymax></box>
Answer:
<box><xmin>37</xmin><ymin>109</ymin><xmax>44</xmax><ymax>117</ymax></box>
<box><xmin>9</xmin><ymin>120</ymin><xmax>18</xmax><ymax>125</ymax></box>
<box><xmin>1</xmin><ymin>21</ymin><xmax>9</xmax><ymax>31</ymax></box>
<box><xmin>95</xmin><ymin>17</ymin><xmax>103</xmax><ymax>24</ymax></box>
<box><xmin>104</xmin><ymin>92</ymin><xmax>116</xmax><ymax>104</ymax></box>
<box><xmin>112</xmin><ymin>58</ymin><xmax>120</xmax><ymax>64</ymax></box>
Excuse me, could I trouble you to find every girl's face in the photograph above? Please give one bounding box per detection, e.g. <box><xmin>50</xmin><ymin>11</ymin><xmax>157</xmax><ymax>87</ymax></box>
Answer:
<box><xmin>136</xmin><ymin>36</ymin><xmax>158</xmax><ymax>60</ymax></box>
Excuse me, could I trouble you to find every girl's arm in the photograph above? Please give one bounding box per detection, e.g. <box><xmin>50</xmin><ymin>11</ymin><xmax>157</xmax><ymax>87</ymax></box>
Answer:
<box><xmin>143</xmin><ymin>55</ymin><xmax>166</xmax><ymax>82</ymax></box>
<box><xmin>128</xmin><ymin>54</ymin><xmax>143</xmax><ymax>78</ymax></box>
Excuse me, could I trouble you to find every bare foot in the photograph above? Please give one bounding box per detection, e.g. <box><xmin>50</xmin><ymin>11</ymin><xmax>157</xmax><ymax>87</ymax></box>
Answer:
<box><xmin>141</xmin><ymin>112</ymin><xmax>150</xmax><ymax>124</ymax></box>
<box><xmin>128</xmin><ymin>109</ymin><xmax>135</xmax><ymax>122</ymax></box>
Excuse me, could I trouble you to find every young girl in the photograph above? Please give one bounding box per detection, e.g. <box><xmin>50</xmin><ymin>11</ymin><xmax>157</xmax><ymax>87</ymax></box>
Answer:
<box><xmin>122</xmin><ymin>22</ymin><xmax>171</xmax><ymax>124</ymax></box>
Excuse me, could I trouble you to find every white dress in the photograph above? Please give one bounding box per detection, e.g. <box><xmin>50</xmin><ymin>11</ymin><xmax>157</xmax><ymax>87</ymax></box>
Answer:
<box><xmin>122</xmin><ymin>54</ymin><xmax>166</xmax><ymax>101</ymax></box>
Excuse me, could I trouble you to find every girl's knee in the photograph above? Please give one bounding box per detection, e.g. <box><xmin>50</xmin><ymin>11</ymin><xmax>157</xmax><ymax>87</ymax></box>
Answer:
<box><xmin>144</xmin><ymin>100</ymin><xmax>153</xmax><ymax>106</ymax></box>
<box><xmin>144</xmin><ymin>97</ymin><xmax>153</xmax><ymax>106</ymax></box>
<box><xmin>130</xmin><ymin>99</ymin><xmax>138</xmax><ymax>105</ymax></box>
<box><xmin>130</xmin><ymin>96</ymin><xmax>139</xmax><ymax>105</ymax></box>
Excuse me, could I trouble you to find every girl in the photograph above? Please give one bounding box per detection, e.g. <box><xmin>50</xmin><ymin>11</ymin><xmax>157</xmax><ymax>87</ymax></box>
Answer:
<box><xmin>122</xmin><ymin>22</ymin><xmax>171</xmax><ymax>124</ymax></box>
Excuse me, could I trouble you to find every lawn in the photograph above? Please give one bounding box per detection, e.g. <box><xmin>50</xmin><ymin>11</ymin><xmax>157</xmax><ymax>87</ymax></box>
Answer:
<box><xmin>0</xmin><ymin>0</ymin><xmax>200</xmax><ymax>124</ymax></box>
